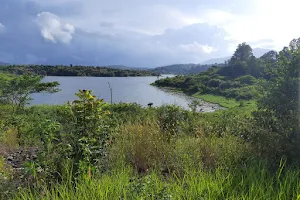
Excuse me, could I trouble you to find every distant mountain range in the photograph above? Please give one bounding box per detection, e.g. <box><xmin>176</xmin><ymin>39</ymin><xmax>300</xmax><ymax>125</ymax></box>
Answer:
<box><xmin>107</xmin><ymin>65</ymin><xmax>149</xmax><ymax>71</ymax></box>
<box><xmin>0</xmin><ymin>48</ymin><xmax>273</xmax><ymax>76</ymax></box>
<box><xmin>153</xmin><ymin>48</ymin><xmax>274</xmax><ymax>75</ymax></box>
<box><xmin>153</xmin><ymin>63</ymin><xmax>224</xmax><ymax>75</ymax></box>
<box><xmin>201</xmin><ymin>48</ymin><xmax>272</xmax><ymax>65</ymax></box>
<box><xmin>0</xmin><ymin>61</ymin><xmax>9</xmax><ymax>66</ymax></box>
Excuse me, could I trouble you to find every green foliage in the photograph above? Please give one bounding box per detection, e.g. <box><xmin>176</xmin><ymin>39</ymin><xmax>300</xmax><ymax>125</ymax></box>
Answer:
<box><xmin>157</xmin><ymin>105</ymin><xmax>187</xmax><ymax>141</ymax></box>
<box><xmin>0</xmin><ymin>156</ymin><xmax>14</xmax><ymax>198</ymax></box>
<box><xmin>236</xmin><ymin>75</ymin><xmax>257</xmax><ymax>85</ymax></box>
<box><xmin>229</xmin><ymin>42</ymin><xmax>253</xmax><ymax>64</ymax></box>
<box><xmin>64</xmin><ymin>90</ymin><xmax>111</xmax><ymax>175</ymax></box>
<box><xmin>193</xmin><ymin>94</ymin><xmax>240</xmax><ymax>108</ymax></box>
<box><xmin>13</xmin><ymin>163</ymin><xmax>300</xmax><ymax>200</ymax></box>
<box><xmin>24</xmin><ymin>90</ymin><xmax>112</xmax><ymax>184</ymax></box>
<box><xmin>153</xmin><ymin>63</ymin><xmax>224</xmax><ymax>75</ymax></box>
<box><xmin>0</xmin><ymin>74</ymin><xmax>59</xmax><ymax>111</ymax></box>
<box><xmin>0</xmin><ymin>65</ymin><xmax>159</xmax><ymax>77</ymax></box>
<box><xmin>252</xmin><ymin>38</ymin><xmax>300</xmax><ymax>163</ymax></box>
<box><xmin>152</xmin><ymin>42</ymin><xmax>270</xmax><ymax>102</ymax></box>
<box><xmin>4</xmin><ymin>38</ymin><xmax>300</xmax><ymax>199</ymax></box>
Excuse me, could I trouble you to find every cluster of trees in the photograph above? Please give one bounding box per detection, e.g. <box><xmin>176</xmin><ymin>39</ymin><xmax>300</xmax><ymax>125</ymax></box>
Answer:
<box><xmin>153</xmin><ymin>63</ymin><xmax>225</xmax><ymax>75</ymax></box>
<box><xmin>155</xmin><ymin>37</ymin><xmax>300</xmax><ymax>163</ymax></box>
<box><xmin>0</xmin><ymin>73</ymin><xmax>60</xmax><ymax>111</ymax></box>
<box><xmin>0</xmin><ymin>65</ymin><xmax>159</xmax><ymax>77</ymax></box>
<box><xmin>153</xmin><ymin>42</ymin><xmax>279</xmax><ymax>100</ymax></box>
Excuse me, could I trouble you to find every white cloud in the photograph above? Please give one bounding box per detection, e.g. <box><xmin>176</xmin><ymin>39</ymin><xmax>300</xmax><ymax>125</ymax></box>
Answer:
<box><xmin>0</xmin><ymin>23</ymin><xmax>5</xmax><ymax>33</ymax></box>
<box><xmin>179</xmin><ymin>42</ymin><xmax>217</xmax><ymax>54</ymax></box>
<box><xmin>216</xmin><ymin>0</ymin><xmax>300</xmax><ymax>51</ymax></box>
<box><xmin>200</xmin><ymin>9</ymin><xmax>234</xmax><ymax>26</ymax></box>
<box><xmin>36</xmin><ymin>12</ymin><xmax>75</xmax><ymax>44</ymax></box>
<box><xmin>3</xmin><ymin>0</ymin><xmax>300</xmax><ymax>66</ymax></box>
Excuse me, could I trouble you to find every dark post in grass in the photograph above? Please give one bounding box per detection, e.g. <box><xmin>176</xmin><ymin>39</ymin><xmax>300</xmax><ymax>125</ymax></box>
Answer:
<box><xmin>108</xmin><ymin>82</ymin><xmax>112</xmax><ymax>104</ymax></box>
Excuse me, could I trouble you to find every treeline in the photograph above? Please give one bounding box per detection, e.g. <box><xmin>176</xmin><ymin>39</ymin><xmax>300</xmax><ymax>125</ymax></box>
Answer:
<box><xmin>153</xmin><ymin>42</ymin><xmax>279</xmax><ymax>100</ymax></box>
<box><xmin>153</xmin><ymin>63</ymin><xmax>225</xmax><ymax>75</ymax></box>
<box><xmin>0</xmin><ymin>65</ymin><xmax>159</xmax><ymax>77</ymax></box>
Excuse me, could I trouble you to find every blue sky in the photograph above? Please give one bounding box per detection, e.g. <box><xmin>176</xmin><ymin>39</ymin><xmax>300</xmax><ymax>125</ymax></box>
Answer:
<box><xmin>0</xmin><ymin>0</ymin><xmax>299</xmax><ymax>67</ymax></box>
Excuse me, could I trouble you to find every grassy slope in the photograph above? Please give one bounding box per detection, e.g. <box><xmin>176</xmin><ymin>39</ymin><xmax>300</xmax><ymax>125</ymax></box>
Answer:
<box><xmin>14</xmin><ymin>164</ymin><xmax>300</xmax><ymax>200</ymax></box>
<box><xmin>193</xmin><ymin>93</ymin><xmax>240</xmax><ymax>108</ymax></box>
<box><xmin>154</xmin><ymin>86</ymin><xmax>257</xmax><ymax>113</ymax></box>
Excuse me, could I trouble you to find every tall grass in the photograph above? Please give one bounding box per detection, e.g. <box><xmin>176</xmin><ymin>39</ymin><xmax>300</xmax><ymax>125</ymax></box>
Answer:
<box><xmin>2</xmin><ymin>102</ymin><xmax>300</xmax><ymax>199</ymax></box>
<box><xmin>13</xmin><ymin>163</ymin><xmax>300</xmax><ymax>200</ymax></box>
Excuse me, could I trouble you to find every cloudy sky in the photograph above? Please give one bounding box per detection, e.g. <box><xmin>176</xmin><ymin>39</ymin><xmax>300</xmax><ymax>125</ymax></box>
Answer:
<box><xmin>0</xmin><ymin>0</ymin><xmax>299</xmax><ymax>67</ymax></box>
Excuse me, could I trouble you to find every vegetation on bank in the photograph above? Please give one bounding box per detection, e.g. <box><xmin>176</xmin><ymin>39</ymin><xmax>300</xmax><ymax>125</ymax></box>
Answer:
<box><xmin>153</xmin><ymin>63</ymin><xmax>224</xmax><ymax>75</ymax></box>
<box><xmin>153</xmin><ymin>43</ymin><xmax>278</xmax><ymax>101</ymax></box>
<box><xmin>1</xmin><ymin>38</ymin><xmax>300</xmax><ymax>199</ymax></box>
<box><xmin>0</xmin><ymin>65</ymin><xmax>159</xmax><ymax>77</ymax></box>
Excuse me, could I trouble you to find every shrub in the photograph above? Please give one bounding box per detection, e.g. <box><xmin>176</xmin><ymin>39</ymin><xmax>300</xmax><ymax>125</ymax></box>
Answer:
<box><xmin>207</xmin><ymin>79</ymin><xmax>223</xmax><ymax>88</ymax></box>
<box><xmin>109</xmin><ymin>123</ymin><xmax>174</xmax><ymax>173</ymax></box>
<box><xmin>236</xmin><ymin>75</ymin><xmax>257</xmax><ymax>85</ymax></box>
<box><xmin>30</xmin><ymin>90</ymin><xmax>112</xmax><ymax>183</ymax></box>
<box><xmin>0</xmin><ymin>127</ymin><xmax>19</xmax><ymax>151</ymax></box>
<box><xmin>157</xmin><ymin>105</ymin><xmax>187</xmax><ymax>141</ymax></box>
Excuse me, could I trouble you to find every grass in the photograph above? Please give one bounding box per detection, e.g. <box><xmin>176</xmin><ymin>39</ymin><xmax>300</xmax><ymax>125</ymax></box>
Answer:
<box><xmin>12</xmin><ymin>164</ymin><xmax>300</xmax><ymax>200</ymax></box>
<box><xmin>0</xmin><ymin>91</ymin><xmax>291</xmax><ymax>200</ymax></box>
<box><xmin>193</xmin><ymin>93</ymin><xmax>240</xmax><ymax>108</ymax></box>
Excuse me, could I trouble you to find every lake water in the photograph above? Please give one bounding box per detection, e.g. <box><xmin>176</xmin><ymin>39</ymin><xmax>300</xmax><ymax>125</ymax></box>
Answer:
<box><xmin>31</xmin><ymin>75</ymin><xmax>221</xmax><ymax>112</ymax></box>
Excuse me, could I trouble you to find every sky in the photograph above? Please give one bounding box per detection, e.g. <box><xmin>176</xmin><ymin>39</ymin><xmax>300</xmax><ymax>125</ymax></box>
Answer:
<box><xmin>0</xmin><ymin>0</ymin><xmax>299</xmax><ymax>67</ymax></box>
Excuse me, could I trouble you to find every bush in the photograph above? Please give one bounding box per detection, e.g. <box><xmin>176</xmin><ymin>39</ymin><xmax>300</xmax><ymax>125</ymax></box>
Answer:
<box><xmin>157</xmin><ymin>105</ymin><xmax>187</xmax><ymax>141</ymax></box>
<box><xmin>30</xmin><ymin>90</ymin><xmax>112</xmax><ymax>183</ymax></box>
<box><xmin>236</xmin><ymin>75</ymin><xmax>257</xmax><ymax>85</ymax></box>
<box><xmin>207</xmin><ymin>79</ymin><xmax>223</xmax><ymax>88</ymax></box>
<box><xmin>109</xmin><ymin>123</ymin><xmax>174</xmax><ymax>173</ymax></box>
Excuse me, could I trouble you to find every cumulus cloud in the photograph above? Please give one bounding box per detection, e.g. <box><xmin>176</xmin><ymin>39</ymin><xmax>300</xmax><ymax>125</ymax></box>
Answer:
<box><xmin>179</xmin><ymin>42</ymin><xmax>217</xmax><ymax>54</ymax></box>
<box><xmin>0</xmin><ymin>23</ymin><xmax>5</xmax><ymax>32</ymax></box>
<box><xmin>36</xmin><ymin>12</ymin><xmax>75</xmax><ymax>44</ymax></box>
<box><xmin>0</xmin><ymin>0</ymin><xmax>295</xmax><ymax>66</ymax></box>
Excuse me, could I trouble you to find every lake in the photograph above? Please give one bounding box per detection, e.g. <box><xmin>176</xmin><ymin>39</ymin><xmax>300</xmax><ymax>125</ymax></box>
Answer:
<box><xmin>31</xmin><ymin>75</ymin><xmax>221</xmax><ymax>112</ymax></box>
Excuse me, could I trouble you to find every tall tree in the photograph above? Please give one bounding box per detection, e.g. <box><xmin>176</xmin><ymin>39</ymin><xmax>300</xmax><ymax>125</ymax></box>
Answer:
<box><xmin>230</xmin><ymin>43</ymin><xmax>253</xmax><ymax>65</ymax></box>
<box><xmin>253</xmin><ymin>38</ymin><xmax>300</xmax><ymax>162</ymax></box>
<box><xmin>260</xmin><ymin>50</ymin><xmax>278</xmax><ymax>63</ymax></box>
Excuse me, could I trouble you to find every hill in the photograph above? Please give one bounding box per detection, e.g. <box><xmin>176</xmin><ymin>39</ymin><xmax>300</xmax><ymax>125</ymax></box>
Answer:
<box><xmin>153</xmin><ymin>63</ymin><xmax>224</xmax><ymax>75</ymax></box>
<box><xmin>0</xmin><ymin>65</ymin><xmax>159</xmax><ymax>77</ymax></box>
<box><xmin>0</xmin><ymin>61</ymin><xmax>9</xmax><ymax>66</ymax></box>
<box><xmin>201</xmin><ymin>48</ymin><xmax>272</xmax><ymax>65</ymax></box>
<box><xmin>153</xmin><ymin>43</ymin><xmax>275</xmax><ymax>101</ymax></box>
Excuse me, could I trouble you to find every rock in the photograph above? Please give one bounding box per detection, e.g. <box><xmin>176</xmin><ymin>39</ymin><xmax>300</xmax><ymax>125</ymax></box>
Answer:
<box><xmin>7</xmin><ymin>156</ymin><xmax>13</xmax><ymax>161</ymax></box>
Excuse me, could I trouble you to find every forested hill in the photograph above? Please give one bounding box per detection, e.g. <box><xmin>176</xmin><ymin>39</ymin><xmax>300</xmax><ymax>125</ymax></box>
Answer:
<box><xmin>153</xmin><ymin>48</ymin><xmax>271</xmax><ymax>75</ymax></box>
<box><xmin>153</xmin><ymin>63</ymin><xmax>225</xmax><ymax>75</ymax></box>
<box><xmin>153</xmin><ymin>42</ymin><xmax>279</xmax><ymax>101</ymax></box>
<box><xmin>0</xmin><ymin>65</ymin><xmax>159</xmax><ymax>77</ymax></box>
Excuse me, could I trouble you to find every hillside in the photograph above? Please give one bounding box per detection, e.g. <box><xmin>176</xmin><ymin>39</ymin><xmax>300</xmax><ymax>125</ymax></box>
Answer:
<box><xmin>0</xmin><ymin>65</ymin><xmax>159</xmax><ymax>77</ymax></box>
<box><xmin>153</xmin><ymin>48</ymin><xmax>272</xmax><ymax>75</ymax></box>
<box><xmin>153</xmin><ymin>43</ymin><xmax>275</xmax><ymax>101</ymax></box>
<box><xmin>0</xmin><ymin>61</ymin><xmax>9</xmax><ymax>66</ymax></box>
<box><xmin>153</xmin><ymin>63</ymin><xmax>225</xmax><ymax>75</ymax></box>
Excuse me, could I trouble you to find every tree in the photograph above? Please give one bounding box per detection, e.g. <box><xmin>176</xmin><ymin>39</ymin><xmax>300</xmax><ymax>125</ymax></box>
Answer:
<box><xmin>253</xmin><ymin>38</ymin><xmax>300</xmax><ymax>163</ymax></box>
<box><xmin>229</xmin><ymin>43</ymin><xmax>253</xmax><ymax>65</ymax></box>
<box><xmin>0</xmin><ymin>74</ymin><xmax>60</xmax><ymax>111</ymax></box>
<box><xmin>260</xmin><ymin>50</ymin><xmax>278</xmax><ymax>63</ymax></box>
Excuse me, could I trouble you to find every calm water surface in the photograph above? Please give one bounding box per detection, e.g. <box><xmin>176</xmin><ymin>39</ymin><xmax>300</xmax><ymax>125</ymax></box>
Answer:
<box><xmin>31</xmin><ymin>75</ymin><xmax>221</xmax><ymax>112</ymax></box>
